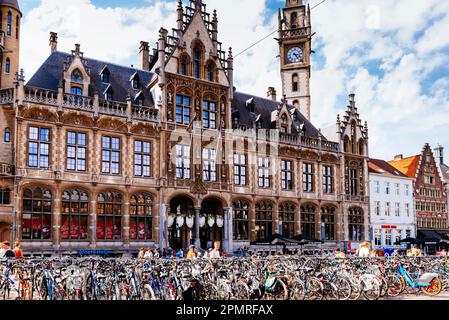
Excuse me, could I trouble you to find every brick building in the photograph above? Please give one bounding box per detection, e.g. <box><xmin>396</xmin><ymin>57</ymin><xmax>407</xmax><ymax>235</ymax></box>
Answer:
<box><xmin>0</xmin><ymin>0</ymin><xmax>370</xmax><ymax>254</ymax></box>
<box><xmin>389</xmin><ymin>144</ymin><xmax>449</xmax><ymax>244</ymax></box>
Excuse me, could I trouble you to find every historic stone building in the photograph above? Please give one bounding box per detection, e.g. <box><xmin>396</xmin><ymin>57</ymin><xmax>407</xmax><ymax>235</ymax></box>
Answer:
<box><xmin>0</xmin><ymin>0</ymin><xmax>370</xmax><ymax>254</ymax></box>
<box><xmin>389</xmin><ymin>144</ymin><xmax>449</xmax><ymax>243</ymax></box>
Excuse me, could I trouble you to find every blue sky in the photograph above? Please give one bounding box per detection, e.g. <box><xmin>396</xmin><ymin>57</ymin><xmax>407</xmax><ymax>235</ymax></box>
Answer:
<box><xmin>17</xmin><ymin>0</ymin><xmax>449</xmax><ymax>161</ymax></box>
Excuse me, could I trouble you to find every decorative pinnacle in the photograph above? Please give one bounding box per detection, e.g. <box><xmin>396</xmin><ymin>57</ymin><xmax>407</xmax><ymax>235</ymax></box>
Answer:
<box><xmin>213</xmin><ymin>9</ymin><xmax>217</xmax><ymax>21</ymax></box>
<box><xmin>227</xmin><ymin>47</ymin><xmax>233</xmax><ymax>59</ymax></box>
<box><xmin>177</xmin><ymin>0</ymin><xmax>183</xmax><ymax>9</ymax></box>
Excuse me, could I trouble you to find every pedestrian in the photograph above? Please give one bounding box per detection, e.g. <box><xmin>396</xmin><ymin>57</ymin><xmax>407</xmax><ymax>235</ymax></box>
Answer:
<box><xmin>1</xmin><ymin>242</ymin><xmax>15</xmax><ymax>259</ymax></box>
<box><xmin>209</xmin><ymin>241</ymin><xmax>221</xmax><ymax>259</ymax></box>
<box><xmin>153</xmin><ymin>249</ymin><xmax>160</xmax><ymax>259</ymax></box>
<box><xmin>138</xmin><ymin>248</ymin><xmax>146</xmax><ymax>259</ymax></box>
<box><xmin>13</xmin><ymin>241</ymin><xmax>23</xmax><ymax>258</ymax></box>
<box><xmin>144</xmin><ymin>248</ymin><xmax>153</xmax><ymax>260</ymax></box>
<box><xmin>186</xmin><ymin>245</ymin><xmax>196</xmax><ymax>259</ymax></box>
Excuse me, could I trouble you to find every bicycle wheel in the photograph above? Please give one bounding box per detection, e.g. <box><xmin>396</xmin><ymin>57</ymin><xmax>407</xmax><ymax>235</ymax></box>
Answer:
<box><xmin>336</xmin><ymin>278</ymin><xmax>352</xmax><ymax>301</ymax></box>
<box><xmin>386</xmin><ymin>275</ymin><xmax>404</xmax><ymax>297</ymax></box>
<box><xmin>234</xmin><ymin>282</ymin><xmax>251</xmax><ymax>300</ymax></box>
<box><xmin>289</xmin><ymin>279</ymin><xmax>305</xmax><ymax>301</ymax></box>
<box><xmin>362</xmin><ymin>277</ymin><xmax>381</xmax><ymax>301</ymax></box>
<box><xmin>305</xmin><ymin>277</ymin><xmax>323</xmax><ymax>300</ymax></box>
<box><xmin>272</xmin><ymin>279</ymin><xmax>289</xmax><ymax>301</ymax></box>
<box><xmin>421</xmin><ymin>278</ymin><xmax>442</xmax><ymax>297</ymax></box>
<box><xmin>322</xmin><ymin>281</ymin><xmax>339</xmax><ymax>300</ymax></box>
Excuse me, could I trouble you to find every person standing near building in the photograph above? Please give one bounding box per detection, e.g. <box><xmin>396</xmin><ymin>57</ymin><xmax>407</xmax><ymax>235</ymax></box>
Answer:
<box><xmin>13</xmin><ymin>242</ymin><xmax>23</xmax><ymax>258</ymax></box>
<box><xmin>209</xmin><ymin>241</ymin><xmax>221</xmax><ymax>259</ymax></box>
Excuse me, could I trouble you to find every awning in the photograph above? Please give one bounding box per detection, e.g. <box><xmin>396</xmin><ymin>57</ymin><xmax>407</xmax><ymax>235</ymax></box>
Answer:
<box><xmin>418</xmin><ymin>230</ymin><xmax>443</xmax><ymax>244</ymax></box>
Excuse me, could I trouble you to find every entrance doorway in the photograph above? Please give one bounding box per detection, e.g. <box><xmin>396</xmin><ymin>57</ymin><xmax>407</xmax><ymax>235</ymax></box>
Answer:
<box><xmin>200</xmin><ymin>198</ymin><xmax>224</xmax><ymax>250</ymax></box>
<box><xmin>0</xmin><ymin>223</ymin><xmax>11</xmax><ymax>243</ymax></box>
<box><xmin>168</xmin><ymin>196</ymin><xmax>194</xmax><ymax>251</ymax></box>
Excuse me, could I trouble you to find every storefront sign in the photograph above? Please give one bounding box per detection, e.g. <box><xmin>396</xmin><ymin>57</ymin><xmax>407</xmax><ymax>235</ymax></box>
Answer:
<box><xmin>381</xmin><ymin>225</ymin><xmax>397</xmax><ymax>229</ymax></box>
<box><xmin>78</xmin><ymin>250</ymin><xmax>113</xmax><ymax>256</ymax></box>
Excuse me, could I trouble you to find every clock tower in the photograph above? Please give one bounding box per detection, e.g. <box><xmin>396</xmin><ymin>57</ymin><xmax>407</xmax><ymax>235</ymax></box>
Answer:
<box><xmin>278</xmin><ymin>0</ymin><xmax>312</xmax><ymax>120</ymax></box>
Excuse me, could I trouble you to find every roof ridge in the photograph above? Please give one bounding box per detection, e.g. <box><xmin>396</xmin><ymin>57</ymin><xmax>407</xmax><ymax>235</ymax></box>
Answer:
<box><xmin>53</xmin><ymin>51</ymin><xmax>153</xmax><ymax>74</ymax></box>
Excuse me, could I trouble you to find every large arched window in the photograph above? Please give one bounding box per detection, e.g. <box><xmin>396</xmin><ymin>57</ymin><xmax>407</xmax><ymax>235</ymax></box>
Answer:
<box><xmin>358</xmin><ymin>139</ymin><xmax>364</xmax><ymax>155</ymax></box>
<box><xmin>233</xmin><ymin>200</ymin><xmax>249</xmax><ymax>241</ymax></box>
<box><xmin>61</xmin><ymin>189</ymin><xmax>89</xmax><ymax>240</ymax></box>
<box><xmin>22</xmin><ymin>187</ymin><xmax>52</xmax><ymax>240</ymax></box>
<box><xmin>71</xmin><ymin>69</ymin><xmax>83</xmax><ymax>83</ymax></box>
<box><xmin>0</xmin><ymin>188</ymin><xmax>11</xmax><ymax>205</ymax></box>
<box><xmin>7</xmin><ymin>11</ymin><xmax>11</xmax><ymax>36</ymax></box>
<box><xmin>255</xmin><ymin>202</ymin><xmax>273</xmax><ymax>239</ymax></box>
<box><xmin>292</xmin><ymin>74</ymin><xmax>299</xmax><ymax>92</ymax></box>
<box><xmin>279</xmin><ymin>203</ymin><xmax>296</xmax><ymax>238</ymax></box>
<box><xmin>96</xmin><ymin>192</ymin><xmax>122</xmax><ymax>240</ymax></box>
<box><xmin>5</xmin><ymin>58</ymin><xmax>10</xmax><ymax>74</ymax></box>
<box><xmin>130</xmin><ymin>193</ymin><xmax>153</xmax><ymax>240</ymax></box>
<box><xmin>348</xmin><ymin>207</ymin><xmax>364</xmax><ymax>241</ymax></box>
<box><xmin>301</xmin><ymin>204</ymin><xmax>316</xmax><ymax>239</ymax></box>
<box><xmin>321</xmin><ymin>206</ymin><xmax>336</xmax><ymax>241</ymax></box>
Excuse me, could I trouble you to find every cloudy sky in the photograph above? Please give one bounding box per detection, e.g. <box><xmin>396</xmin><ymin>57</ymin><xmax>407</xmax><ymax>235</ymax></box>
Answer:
<box><xmin>17</xmin><ymin>0</ymin><xmax>449</xmax><ymax>161</ymax></box>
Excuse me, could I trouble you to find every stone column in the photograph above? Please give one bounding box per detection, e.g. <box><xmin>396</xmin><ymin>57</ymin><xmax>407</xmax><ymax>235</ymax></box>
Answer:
<box><xmin>316</xmin><ymin>205</ymin><xmax>323</xmax><ymax>241</ymax></box>
<box><xmin>122</xmin><ymin>201</ymin><xmax>130</xmax><ymax>248</ymax></box>
<box><xmin>52</xmin><ymin>191</ymin><xmax>61</xmax><ymax>252</ymax></box>
<box><xmin>273</xmin><ymin>203</ymin><xmax>279</xmax><ymax>235</ymax></box>
<box><xmin>89</xmin><ymin>198</ymin><xmax>97</xmax><ymax>249</ymax></box>
<box><xmin>249</xmin><ymin>202</ymin><xmax>256</xmax><ymax>242</ymax></box>
<box><xmin>159</xmin><ymin>204</ymin><xmax>167</xmax><ymax>249</ymax></box>
<box><xmin>223</xmin><ymin>207</ymin><xmax>232</xmax><ymax>253</ymax></box>
<box><xmin>295</xmin><ymin>205</ymin><xmax>301</xmax><ymax>236</ymax></box>
<box><xmin>194</xmin><ymin>206</ymin><xmax>201</xmax><ymax>248</ymax></box>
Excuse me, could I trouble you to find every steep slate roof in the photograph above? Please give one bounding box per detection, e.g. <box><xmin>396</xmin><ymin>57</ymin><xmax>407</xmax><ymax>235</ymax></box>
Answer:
<box><xmin>440</xmin><ymin>163</ymin><xmax>449</xmax><ymax>183</ymax></box>
<box><xmin>0</xmin><ymin>0</ymin><xmax>21</xmax><ymax>15</ymax></box>
<box><xmin>27</xmin><ymin>51</ymin><xmax>155</xmax><ymax>106</ymax></box>
<box><xmin>369</xmin><ymin>158</ymin><xmax>408</xmax><ymax>177</ymax></box>
<box><xmin>232</xmin><ymin>92</ymin><xmax>322</xmax><ymax>139</ymax></box>
<box><xmin>388</xmin><ymin>155</ymin><xmax>420</xmax><ymax>178</ymax></box>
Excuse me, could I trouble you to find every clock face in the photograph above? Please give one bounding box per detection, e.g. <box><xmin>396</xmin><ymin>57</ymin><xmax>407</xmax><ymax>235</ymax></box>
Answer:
<box><xmin>287</xmin><ymin>47</ymin><xmax>303</xmax><ymax>63</ymax></box>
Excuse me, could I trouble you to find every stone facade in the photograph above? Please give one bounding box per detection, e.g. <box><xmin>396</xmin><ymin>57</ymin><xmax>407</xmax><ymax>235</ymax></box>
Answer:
<box><xmin>0</xmin><ymin>0</ymin><xmax>371</xmax><ymax>255</ymax></box>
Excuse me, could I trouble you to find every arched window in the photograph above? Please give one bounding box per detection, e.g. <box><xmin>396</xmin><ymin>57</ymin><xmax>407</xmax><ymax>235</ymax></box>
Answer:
<box><xmin>301</xmin><ymin>204</ymin><xmax>316</xmax><ymax>239</ymax></box>
<box><xmin>71</xmin><ymin>69</ymin><xmax>83</xmax><ymax>83</ymax></box>
<box><xmin>4</xmin><ymin>128</ymin><xmax>10</xmax><ymax>143</ymax></box>
<box><xmin>358</xmin><ymin>139</ymin><xmax>364</xmax><ymax>155</ymax></box>
<box><xmin>0</xmin><ymin>188</ymin><xmax>11</xmax><ymax>205</ymax></box>
<box><xmin>348</xmin><ymin>207</ymin><xmax>364</xmax><ymax>241</ymax></box>
<box><xmin>280</xmin><ymin>113</ymin><xmax>288</xmax><ymax>133</ymax></box>
<box><xmin>255</xmin><ymin>202</ymin><xmax>273</xmax><ymax>239</ymax></box>
<box><xmin>291</xmin><ymin>12</ymin><xmax>298</xmax><ymax>28</ymax></box>
<box><xmin>233</xmin><ymin>200</ymin><xmax>249</xmax><ymax>241</ymax></box>
<box><xmin>5</xmin><ymin>58</ymin><xmax>10</xmax><ymax>74</ymax></box>
<box><xmin>15</xmin><ymin>15</ymin><xmax>19</xmax><ymax>39</ymax></box>
<box><xmin>279</xmin><ymin>203</ymin><xmax>296</xmax><ymax>238</ymax></box>
<box><xmin>321</xmin><ymin>206</ymin><xmax>336</xmax><ymax>241</ymax></box>
<box><xmin>193</xmin><ymin>47</ymin><xmax>201</xmax><ymax>79</ymax></box>
<box><xmin>7</xmin><ymin>11</ymin><xmax>12</xmax><ymax>36</ymax></box>
<box><xmin>96</xmin><ymin>192</ymin><xmax>122</xmax><ymax>240</ymax></box>
<box><xmin>22</xmin><ymin>187</ymin><xmax>52</xmax><ymax>240</ymax></box>
<box><xmin>343</xmin><ymin>136</ymin><xmax>350</xmax><ymax>153</ymax></box>
<box><xmin>61</xmin><ymin>190</ymin><xmax>89</xmax><ymax>240</ymax></box>
<box><xmin>292</xmin><ymin>74</ymin><xmax>299</xmax><ymax>92</ymax></box>
<box><xmin>130</xmin><ymin>193</ymin><xmax>153</xmax><ymax>240</ymax></box>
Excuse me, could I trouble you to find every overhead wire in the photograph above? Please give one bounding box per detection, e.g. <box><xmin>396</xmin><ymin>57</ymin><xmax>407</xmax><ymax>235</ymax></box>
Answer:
<box><xmin>234</xmin><ymin>0</ymin><xmax>327</xmax><ymax>58</ymax></box>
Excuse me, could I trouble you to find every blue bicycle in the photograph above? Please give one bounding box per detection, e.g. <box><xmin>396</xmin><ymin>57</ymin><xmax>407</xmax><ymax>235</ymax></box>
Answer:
<box><xmin>390</xmin><ymin>264</ymin><xmax>442</xmax><ymax>297</ymax></box>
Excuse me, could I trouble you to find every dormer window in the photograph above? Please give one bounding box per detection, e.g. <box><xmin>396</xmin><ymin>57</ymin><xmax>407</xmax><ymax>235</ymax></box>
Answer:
<box><xmin>130</xmin><ymin>73</ymin><xmax>140</xmax><ymax>89</ymax></box>
<box><xmin>71</xmin><ymin>69</ymin><xmax>83</xmax><ymax>84</ymax></box>
<box><xmin>105</xmin><ymin>87</ymin><xmax>113</xmax><ymax>101</ymax></box>
<box><xmin>246</xmin><ymin>98</ymin><xmax>255</xmax><ymax>113</ymax></box>
<box><xmin>135</xmin><ymin>92</ymin><xmax>144</xmax><ymax>106</ymax></box>
<box><xmin>281</xmin><ymin>114</ymin><xmax>288</xmax><ymax>133</ymax></box>
<box><xmin>101</xmin><ymin>68</ymin><xmax>110</xmax><ymax>83</ymax></box>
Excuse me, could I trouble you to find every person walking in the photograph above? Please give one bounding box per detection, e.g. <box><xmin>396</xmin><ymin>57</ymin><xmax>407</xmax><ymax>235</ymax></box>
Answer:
<box><xmin>2</xmin><ymin>242</ymin><xmax>15</xmax><ymax>259</ymax></box>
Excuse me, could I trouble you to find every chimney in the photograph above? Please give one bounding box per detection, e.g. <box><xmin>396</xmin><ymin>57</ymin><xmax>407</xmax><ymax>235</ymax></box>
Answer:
<box><xmin>49</xmin><ymin>32</ymin><xmax>58</xmax><ymax>53</ymax></box>
<box><xmin>434</xmin><ymin>145</ymin><xmax>444</xmax><ymax>165</ymax></box>
<box><xmin>267</xmin><ymin>87</ymin><xmax>277</xmax><ymax>101</ymax></box>
<box><xmin>139</xmin><ymin>41</ymin><xmax>150</xmax><ymax>70</ymax></box>
<box><xmin>394</xmin><ymin>154</ymin><xmax>403</xmax><ymax>161</ymax></box>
